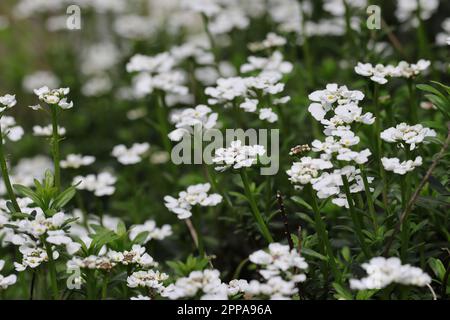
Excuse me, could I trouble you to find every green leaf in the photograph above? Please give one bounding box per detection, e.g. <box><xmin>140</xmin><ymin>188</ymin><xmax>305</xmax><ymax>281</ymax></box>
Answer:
<box><xmin>116</xmin><ymin>220</ymin><xmax>127</xmax><ymax>237</ymax></box>
<box><xmin>132</xmin><ymin>231</ymin><xmax>149</xmax><ymax>244</ymax></box>
<box><xmin>13</xmin><ymin>184</ymin><xmax>44</xmax><ymax>208</ymax></box>
<box><xmin>44</xmin><ymin>170</ymin><xmax>54</xmax><ymax>188</ymax></box>
<box><xmin>51</xmin><ymin>185</ymin><xmax>77</xmax><ymax>210</ymax></box>
<box><xmin>424</xmin><ymin>94</ymin><xmax>450</xmax><ymax>119</ymax></box>
<box><xmin>428</xmin><ymin>258</ymin><xmax>446</xmax><ymax>281</ymax></box>
<box><xmin>301</xmin><ymin>248</ymin><xmax>328</xmax><ymax>261</ymax></box>
<box><xmin>332</xmin><ymin>283</ymin><xmax>353</xmax><ymax>300</ymax></box>
<box><xmin>291</xmin><ymin>196</ymin><xmax>313</xmax><ymax>211</ymax></box>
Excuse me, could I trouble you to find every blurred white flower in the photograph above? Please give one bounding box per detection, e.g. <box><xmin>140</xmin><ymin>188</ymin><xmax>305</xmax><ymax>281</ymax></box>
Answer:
<box><xmin>112</xmin><ymin>142</ymin><xmax>150</xmax><ymax>165</ymax></box>
<box><xmin>33</xmin><ymin>124</ymin><xmax>66</xmax><ymax>137</ymax></box>
<box><xmin>350</xmin><ymin>257</ymin><xmax>431</xmax><ymax>290</ymax></box>
<box><xmin>74</xmin><ymin>172</ymin><xmax>117</xmax><ymax>197</ymax></box>
<box><xmin>61</xmin><ymin>154</ymin><xmax>95</xmax><ymax>169</ymax></box>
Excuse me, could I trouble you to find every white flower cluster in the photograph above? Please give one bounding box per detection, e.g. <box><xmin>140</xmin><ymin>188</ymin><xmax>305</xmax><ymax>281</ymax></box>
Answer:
<box><xmin>126</xmin><ymin>52</ymin><xmax>189</xmax><ymax>98</ymax></box>
<box><xmin>0</xmin><ymin>116</ymin><xmax>24</xmax><ymax>142</ymax></box>
<box><xmin>127</xmin><ymin>270</ymin><xmax>169</xmax><ymax>291</ymax></box>
<box><xmin>206</xmin><ymin>45</ymin><xmax>292</xmax><ymax>123</ymax></box>
<box><xmin>73</xmin><ymin>172</ymin><xmax>117</xmax><ymax>197</ymax></box>
<box><xmin>61</xmin><ymin>154</ymin><xmax>96</xmax><ymax>169</ymax></box>
<box><xmin>436</xmin><ymin>18</ymin><xmax>450</xmax><ymax>46</ymax></box>
<box><xmin>381</xmin><ymin>123</ymin><xmax>436</xmax><ymax>175</ymax></box>
<box><xmin>381</xmin><ymin>157</ymin><xmax>423</xmax><ymax>175</ymax></box>
<box><xmin>245</xmin><ymin>243</ymin><xmax>308</xmax><ymax>300</ymax></box>
<box><xmin>182</xmin><ymin>0</ymin><xmax>250</xmax><ymax>35</ymax></box>
<box><xmin>0</xmin><ymin>260</ymin><xmax>17</xmax><ymax>290</ymax></box>
<box><xmin>355</xmin><ymin>60</ymin><xmax>430</xmax><ymax>84</ymax></box>
<box><xmin>323</xmin><ymin>0</ymin><xmax>367</xmax><ymax>17</ymax></box>
<box><xmin>381</xmin><ymin>123</ymin><xmax>436</xmax><ymax>151</ymax></box>
<box><xmin>8</xmin><ymin>211</ymin><xmax>81</xmax><ymax>257</ymax></box>
<box><xmin>112</xmin><ymin>142</ymin><xmax>150</xmax><ymax>165</ymax></box>
<box><xmin>108</xmin><ymin>244</ymin><xmax>157</xmax><ymax>269</ymax></box>
<box><xmin>349</xmin><ymin>257</ymin><xmax>431</xmax><ymax>290</ymax></box>
<box><xmin>14</xmin><ymin>244</ymin><xmax>59</xmax><ymax>271</ymax></box>
<box><xmin>396</xmin><ymin>0</ymin><xmax>438</xmax><ymax>24</ymax></box>
<box><xmin>289</xmin><ymin>84</ymin><xmax>374</xmax><ymax>207</ymax></box>
<box><xmin>0</xmin><ymin>94</ymin><xmax>17</xmax><ymax>112</ymax></box>
<box><xmin>22</xmin><ymin>71</ymin><xmax>60</xmax><ymax>93</ymax></box>
<box><xmin>32</xmin><ymin>124</ymin><xmax>66</xmax><ymax>137</ymax></box>
<box><xmin>164</xmin><ymin>183</ymin><xmax>222</xmax><ymax>220</ymax></box>
<box><xmin>67</xmin><ymin>255</ymin><xmax>116</xmax><ymax>271</ymax></box>
<box><xmin>32</xmin><ymin>86</ymin><xmax>73</xmax><ymax>109</ymax></box>
<box><xmin>248</xmin><ymin>33</ymin><xmax>287</xmax><ymax>52</ymax></box>
<box><xmin>162</xmin><ymin>269</ymin><xmax>229</xmax><ymax>300</ymax></box>
<box><xmin>168</xmin><ymin>105</ymin><xmax>218</xmax><ymax>142</ymax></box>
<box><xmin>0</xmin><ymin>156</ymin><xmax>51</xmax><ymax>196</ymax></box>
<box><xmin>129</xmin><ymin>219</ymin><xmax>173</xmax><ymax>245</ymax></box>
<box><xmin>212</xmin><ymin>140</ymin><xmax>266</xmax><ymax>171</ymax></box>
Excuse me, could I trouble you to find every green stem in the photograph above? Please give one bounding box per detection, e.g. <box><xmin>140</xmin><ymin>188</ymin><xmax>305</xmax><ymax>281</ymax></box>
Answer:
<box><xmin>373</xmin><ymin>84</ymin><xmax>389</xmax><ymax>210</ymax></box>
<box><xmin>400</xmin><ymin>173</ymin><xmax>411</xmax><ymax>261</ymax></box>
<box><xmin>155</xmin><ymin>92</ymin><xmax>172</xmax><ymax>155</ymax></box>
<box><xmin>0</xmin><ymin>124</ymin><xmax>21</xmax><ymax>213</ymax></box>
<box><xmin>50</xmin><ymin>106</ymin><xmax>61</xmax><ymax>192</ymax></box>
<box><xmin>192</xmin><ymin>207</ymin><xmax>205</xmax><ymax>256</ymax></box>
<box><xmin>299</xmin><ymin>3</ymin><xmax>314</xmax><ymax>87</ymax></box>
<box><xmin>305</xmin><ymin>184</ymin><xmax>340</xmax><ymax>282</ymax></box>
<box><xmin>101</xmin><ymin>273</ymin><xmax>109</xmax><ymax>300</ymax></box>
<box><xmin>341</xmin><ymin>175</ymin><xmax>371</xmax><ymax>258</ymax></box>
<box><xmin>239</xmin><ymin>170</ymin><xmax>273</xmax><ymax>243</ymax></box>
<box><xmin>201</xmin><ymin>13</ymin><xmax>220</xmax><ymax>69</ymax></box>
<box><xmin>43</xmin><ymin>239</ymin><xmax>59</xmax><ymax>300</ymax></box>
<box><xmin>359</xmin><ymin>165</ymin><xmax>378</xmax><ymax>230</ymax></box>
<box><xmin>407</xmin><ymin>80</ymin><xmax>418</xmax><ymax>124</ymax></box>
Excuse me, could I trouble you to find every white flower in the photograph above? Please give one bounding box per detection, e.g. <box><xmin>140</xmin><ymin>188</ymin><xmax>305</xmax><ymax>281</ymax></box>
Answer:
<box><xmin>381</xmin><ymin>123</ymin><xmax>436</xmax><ymax>150</ymax></box>
<box><xmin>396</xmin><ymin>0</ymin><xmax>438</xmax><ymax>23</ymax></box>
<box><xmin>33</xmin><ymin>86</ymin><xmax>73</xmax><ymax>109</ymax></box>
<box><xmin>74</xmin><ymin>172</ymin><xmax>117</xmax><ymax>197</ymax></box>
<box><xmin>259</xmin><ymin>108</ymin><xmax>278</xmax><ymax>123</ymax></box>
<box><xmin>287</xmin><ymin>157</ymin><xmax>333</xmax><ymax>185</ymax></box>
<box><xmin>164</xmin><ymin>183</ymin><xmax>222</xmax><ymax>220</ymax></box>
<box><xmin>248</xmin><ymin>33</ymin><xmax>287</xmax><ymax>51</ymax></box>
<box><xmin>245</xmin><ymin>243</ymin><xmax>308</xmax><ymax>299</ymax></box>
<box><xmin>32</xmin><ymin>124</ymin><xmax>66</xmax><ymax>137</ymax></box>
<box><xmin>382</xmin><ymin>156</ymin><xmax>423</xmax><ymax>175</ymax></box>
<box><xmin>14</xmin><ymin>244</ymin><xmax>59</xmax><ymax>272</ymax></box>
<box><xmin>0</xmin><ymin>116</ymin><xmax>24</xmax><ymax>142</ymax></box>
<box><xmin>212</xmin><ymin>140</ymin><xmax>266</xmax><ymax>171</ymax></box>
<box><xmin>162</xmin><ymin>269</ymin><xmax>227</xmax><ymax>300</ymax></box>
<box><xmin>22</xmin><ymin>71</ymin><xmax>59</xmax><ymax>93</ymax></box>
<box><xmin>0</xmin><ymin>260</ymin><xmax>17</xmax><ymax>289</ymax></box>
<box><xmin>168</xmin><ymin>105</ymin><xmax>218</xmax><ymax>141</ymax></box>
<box><xmin>129</xmin><ymin>219</ymin><xmax>173</xmax><ymax>244</ymax></box>
<box><xmin>350</xmin><ymin>257</ymin><xmax>431</xmax><ymax>290</ymax></box>
<box><xmin>112</xmin><ymin>143</ymin><xmax>150</xmax><ymax>165</ymax></box>
<box><xmin>240</xmin><ymin>99</ymin><xmax>258</xmax><ymax>112</ymax></box>
<box><xmin>354</xmin><ymin>62</ymin><xmax>397</xmax><ymax>84</ymax></box>
<box><xmin>395</xmin><ymin>60</ymin><xmax>430</xmax><ymax>78</ymax></box>
<box><xmin>127</xmin><ymin>270</ymin><xmax>168</xmax><ymax>290</ymax></box>
<box><xmin>0</xmin><ymin>94</ymin><xmax>17</xmax><ymax>111</ymax></box>
<box><xmin>240</xmin><ymin>51</ymin><xmax>293</xmax><ymax>78</ymax></box>
<box><xmin>308</xmin><ymin>84</ymin><xmax>365</xmax><ymax>121</ymax></box>
<box><xmin>61</xmin><ymin>154</ymin><xmax>95</xmax><ymax>169</ymax></box>
<box><xmin>130</xmin><ymin>295</ymin><xmax>151</xmax><ymax>300</ymax></box>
